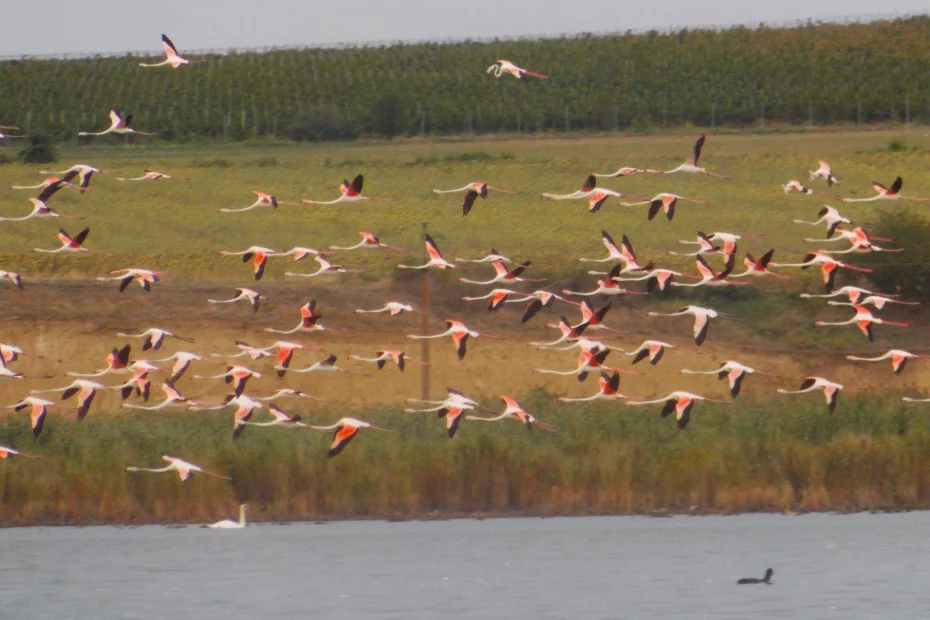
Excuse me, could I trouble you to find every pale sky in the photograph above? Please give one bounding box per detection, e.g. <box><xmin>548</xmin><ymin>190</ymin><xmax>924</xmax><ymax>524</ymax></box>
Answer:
<box><xmin>2</xmin><ymin>0</ymin><xmax>927</xmax><ymax>57</ymax></box>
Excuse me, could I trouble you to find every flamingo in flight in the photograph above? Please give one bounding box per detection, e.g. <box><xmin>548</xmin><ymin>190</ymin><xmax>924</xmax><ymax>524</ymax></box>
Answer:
<box><xmin>799</xmin><ymin>286</ymin><xmax>896</xmax><ymax>305</ymax></box>
<box><xmin>616</xmin><ymin>267</ymin><xmax>699</xmax><ymax>293</ymax></box>
<box><xmin>486</xmin><ymin>60</ymin><xmax>547</xmax><ymax>79</ymax></box>
<box><xmin>397</xmin><ymin>235</ymin><xmax>456</xmax><ymax>270</ymax></box>
<box><xmin>459</xmin><ymin>260</ymin><xmax>544</xmax><ymax>286</ymax></box>
<box><xmin>195</xmin><ymin>394</ymin><xmax>270</xmax><ymax>439</ymax></box>
<box><xmin>701</xmin><ymin>232</ymin><xmax>762</xmax><ymax>259</ymax></box>
<box><xmin>7</xmin><ymin>397</ymin><xmax>57</xmax><ymax>437</ymax></box>
<box><xmin>843</xmin><ymin>177</ymin><xmax>930</xmax><ymax>203</ymax></box>
<box><xmin>126</xmin><ymin>455</ymin><xmax>231</xmax><ymax>481</ymax></box>
<box><xmin>793</xmin><ymin>206</ymin><xmax>851</xmax><ymax>238</ymax></box>
<box><xmin>433</xmin><ymin>182</ymin><xmax>517</xmax><ymax>216</ymax></box>
<box><xmin>455</xmin><ymin>249</ymin><xmax>512</xmax><ymax>265</ymax></box>
<box><xmin>116</xmin><ymin>328</ymin><xmax>193</xmax><ymax>351</ymax></box>
<box><xmin>671</xmin><ymin>255</ymin><xmax>745</xmax><ymax>288</ymax></box>
<box><xmin>564</xmin><ymin>264</ymin><xmax>649</xmax><ymax>298</ymax></box>
<box><xmin>817</xmin><ymin>229</ymin><xmax>903</xmax><ymax>255</ymax></box>
<box><xmin>621</xmin><ymin>193</ymin><xmax>707</xmax><ymax>221</ymax></box>
<box><xmin>841</xmin><ymin>295</ymin><xmax>918</xmax><ymax>310</ymax></box>
<box><xmin>682</xmin><ymin>361</ymin><xmax>778</xmax><ymax>398</ymax></box>
<box><xmin>254</xmin><ymin>388</ymin><xmax>330</xmax><ymax>403</ymax></box>
<box><xmin>350</xmin><ymin>350</ymin><xmax>426</xmax><ymax>373</ymax></box>
<box><xmin>79</xmin><ymin>108</ymin><xmax>155</xmax><ymax>137</ymax></box>
<box><xmin>660</xmin><ymin>135</ymin><xmax>728</xmax><ymax>177</ymax></box>
<box><xmin>558</xmin><ymin>371</ymin><xmax>630</xmax><ymax>402</ymax></box>
<box><xmin>0</xmin><ymin>343</ymin><xmax>44</xmax><ymax>365</ymax></box>
<box><xmin>263</xmin><ymin>300</ymin><xmax>340</xmax><ymax>335</ymax></box>
<box><xmin>40</xmin><ymin>164</ymin><xmax>102</xmax><ymax>191</ymax></box>
<box><xmin>0</xmin><ymin>270</ymin><xmax>24</xmax><ymax>291</ymax></box>
<box><xmin>804</xmin><ymin>226</ymin><xmax>891</xmax><ymax>246</ymax></box>
<box><xmin>622</xmin><ymin>340</ymin><xmax>676</xmax><ymax>366</ymax></box>
<box><xmin>218</xmin><ymin>246</ymin><xmax>276</xmax><ymax>281</ymax></box>
<box><xmin>530</xmin><ymin>315</ymin><xmax>589</xmax><ymax>348</ymax></box>
<box><xmin>239</xmin><ymin>405</ymin><xmax>307</xmax><ymax>433</ymax></box>
<box><xmin>535</xmin><ymin>349</ymin><xmax>641</xmax><ymax>382</ymax></box>
<box><xmin>67</xmin><ymin>344</ymin><xmax>131</xmax><ymax>378</ymax></box>
<box><xmin>578</xmin><ymin>230</ymin><xmax>643</xmax><ymax>266</ymax></box>
<box><xmin>10</xmin><ymin>176</ymin><xmax>82</xmax><ymax>195</ymax></box>
<box><xmin>730</xmin><ymin>250</ymin><xmax>790</xmax><ymax>280</ymax></box>
<box><xmin>285</xmin><ymin>255</ymin><xmax>360</xmax><ymax>278</ymax></box>
<box><xmin>149</xmin><ymin>351</ymin><xmax>202</xmax><ymax>383</ymax></box>
<box><xmin>0</xmin><ymin>446</ymin><xmax>41</xmax><ymax>460</ymax></box>
<box><xmin>97</xmin><ymin>268</ymin><xmax>167</xmax><ymax>292</ymax></box>
<box><xmin>783</xmin><ymin>179</ymin><xmax>839</xmax><ymax>197</ymax></box>
<box><xmin>207</xmin><ymin>288</ymin><xmax>272</xmax><ymax>312</ymax></box>
<box><xmin>668</xmin><ymin>232</ymin><xmax>721</xmax><ymax>258</ymax></box>
<box><xmin>302</xmin><ymin>174</ymin><xmax>393</xmax><ymax>204</ymax></box>
<box><xmin>462</xmin><ymin>288</ymin><xmax>524</xmax><ymax>311</ymax></box>
<box><xmin>330</xmin><ymin>231</ymin><xmax>406</xmax><ymax>252</ymax></box>
<box><xmin>505</xmin><ymin>290</ymin><xmax>575</xmax><ymax>323</ymax></box>
<box><xmin>777</xmin><ymin>377</ymin><xmax>849</xmax><ymax>414</ymax></box>
<box><xmin>138</xmin><ymin>34</ymin><xmax>203</xmax><ymax>68</ymax></box>
<box><xmin>626</xmin><ymin>391</ymin><xmax>729</xmax><ymax>429</ymax></box>
<box><xmin>0</xmin><ymin>127</ymin><xmax>26</xmax><ymax>140</ymax></box>
<box><xmin>771</xmin><ymin>252</ymin><xmax>871</xmax><ymax>292</ymax></box>
<box><xmin>355</xmin><ymin>301</ymin><xmax>415</xmax><ymax>316</ymax></box>
<box><xmin>219</xmin><ymin>191</ymin><xmax>298</xmax><ymax>213</ymax></box>
<box><xmin>123</xmin><ymin>381</ymin><xmax>198</xmax><ymax>411</ymax></box>
<box><xmin>572</xmin><ymin>299</ymin><xmax>619</xmax><ymax>333</ymax></box>
<box><xmin>1</xmin><ymin>197</ymin><xmax>83</xmax><ymax>222</ymax></box>
<box><xmin>592</xmin><ymin>166</ymin><xmax>659</xmax><ymax>178</ymax></box>
<box><xmin>211</xmin><ymin>340</ymin><xmax>273</xmax><ymax>361</ymax></box>
<box><xmin>815</xmin><ymin>303</ymin><xmax>908</xmax><ymax>341</ymax></box>
<box><xmin>847</xmin><ymin>350</ymin><xmax>929</xmax><ymax>375</ymax></box>
<box><xmin>32</xmin><ymin>379</ymin><xmax>108</xmax><ymax>420</ymax></box>
<box><xmin>543</xmin><ymin>187</ymin><xmax>644</xmax><ymax>213</ymax></box>
<box><xmin>263</xmin><ymin>342</ymin><xmax>326</xmax><ymax>377</ymax></box>
<box><xmin>307</xmin><ymin>418</ymin><xmax>394</xmax><ymax>458</ymax></box>
<box><xmin>34</xmin><ymin>228</ymin><xmax>92</xmax><ymax>254</ymax></box>
<box><xmin>116</xmin><ymin>170</ymin><xmax>188</xmax><ymax>182</ymax></box>
<box><xmin>0</xmin><ymin>365</ymin><xmax>24</xmax><ymax>380</ymax></box>
<box><xmin>809</xmin><ymin>160</ymin><xmax>840</xmax><ymax>186</ymax></box>
<box><xmin>648</xmin><ymin>306</ymin><xmax>719</xmax><ymax>346</ymax></box>
<box><xmin>406</xmin><ymin>389</ymin><xmax>484</xmax><ymax>412</ymax></box>
<box><xmin>407</xmin><ymin>319</ymin><xmax>483</xmax><ymax>361</ymax></box>
<box><xmin>193</xmin><ymin>365</ymin><xmax>261</xmax><ymax>397</ymax></box>
<box><xmin>465</xmin><ymin>396</ymin><xmax>556</xmax><ymax>432</ymax></box>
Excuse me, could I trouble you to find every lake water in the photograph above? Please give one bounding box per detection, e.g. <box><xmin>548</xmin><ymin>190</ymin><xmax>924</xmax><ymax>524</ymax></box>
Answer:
<box><xmin>2</xmin><ymin>512</ymin><xmax>930</xmax><ymax>619</ymax></box>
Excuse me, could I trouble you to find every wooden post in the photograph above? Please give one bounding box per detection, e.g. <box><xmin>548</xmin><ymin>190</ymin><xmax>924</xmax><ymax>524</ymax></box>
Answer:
<box><xmin>420</xmin><ymin>222</ymin><xmax>430</xmax><ymax>401</ymax></box>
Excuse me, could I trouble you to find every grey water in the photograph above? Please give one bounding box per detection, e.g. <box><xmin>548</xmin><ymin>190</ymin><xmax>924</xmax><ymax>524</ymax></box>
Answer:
<box><xmin>2</xmin><ymin>512</ymin><xmax>930</xmax><ymax>619</ymax></box>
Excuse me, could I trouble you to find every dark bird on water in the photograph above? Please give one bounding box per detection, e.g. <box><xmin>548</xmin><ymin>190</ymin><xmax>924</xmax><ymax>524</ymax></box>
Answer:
<box><xmin>737</xmin><ymin>568</ymin><xmax>774</xmax><ymax>585</ymax></box>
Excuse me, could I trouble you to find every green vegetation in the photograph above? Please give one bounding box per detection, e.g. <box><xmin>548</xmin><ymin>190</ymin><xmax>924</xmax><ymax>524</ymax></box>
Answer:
<box><xmin>1</xmin><ymin>17</ymin><xmax>929</xmax><ymax>142</ymax></box>
<box><xmin>2</xmin><ymin>395</ymin><xmax>929</xmax><ymax>526</ymax></box>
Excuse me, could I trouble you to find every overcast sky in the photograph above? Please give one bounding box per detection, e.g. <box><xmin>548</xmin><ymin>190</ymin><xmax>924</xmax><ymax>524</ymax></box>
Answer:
<box><xmin>2</xmin><ymin>0</ymin><xmax>926</xmax><ymax>57</ymax></box>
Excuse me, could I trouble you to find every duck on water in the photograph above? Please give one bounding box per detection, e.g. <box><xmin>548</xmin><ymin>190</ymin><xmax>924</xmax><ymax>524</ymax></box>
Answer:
<box><xmin>737</xmin><ymin>568</ymin><xmax>773</xmax><ymax>585</ymax></box>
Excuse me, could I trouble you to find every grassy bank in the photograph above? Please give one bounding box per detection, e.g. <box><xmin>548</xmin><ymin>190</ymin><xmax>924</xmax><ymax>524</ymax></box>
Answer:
<box><xmin>2</xmin><ymin>395</ymin><xmax>930</xmax><ymax>526</ymax></box>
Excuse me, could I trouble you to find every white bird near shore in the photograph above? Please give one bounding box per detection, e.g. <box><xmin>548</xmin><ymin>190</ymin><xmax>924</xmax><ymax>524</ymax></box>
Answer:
<box><xmin>206</xmin><ymin>504</ymin><xmax>247</xmax><ymax>529</ymax></box>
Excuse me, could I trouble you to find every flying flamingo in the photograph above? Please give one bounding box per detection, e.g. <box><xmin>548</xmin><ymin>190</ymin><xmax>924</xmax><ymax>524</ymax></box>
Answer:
<box><xmin>123</xmin><ymin>381</ymin><xmax>198</xmax><ymax>411</ymax></box>
<box><xmin>622</xmin><ymin>340</ymin><xmax>676</xmax><ymax>366</ymax></box>
<box><xmin>793</xmin><ymin>206</ymin><xmax>851</xmax><ymax>238</ymax></box>
<box><xmin>97</xmin><ymin>268</ymin><xmax>167</xmax><ymax>292</ymax></box>
<box><xmin>777</xmin><ymin>377</ymin><xmax>849</xmax><ymax>414</ymax></box>
<box><xmin>670</xmin><ymin>255</ymin><xmax>744</xmax><ymax>288</ymax></box>
<box><xmin>592</xmin><ymin>166</ymin><xmax>659</xmax><ymax>178</ymax></box>
<box><xmin>432</xmin><ymin>182</ymin><xmax>517</xmax><ymax>216</ymax></box>
<box><xmin>0</xmin><ymin>366</ymin><xmax>24</xmax><ymax>380</ymax></box>
<box><xmin>809</xmin><ymin>160</ymin><xmax>840</xmax><ymax>186</ymax></box>
<box><xmin>67</xmin><ymin>344</ymin><xmax>131</xmax><ymax>378</ymax></box>
<box><xmin>681</xmin><ymin>361</ymin><xmax>779</xmax><ymax>398</ymax></box>
<box><xmin>782</xmin><ymin>180</ymin><xmax>815</xmax><ymax>194</ymax></box>
<box><xmin>116</xmin><ymin>328</ymin><xmax>193</xmax><ymax>351</ymax></box>
<box><xmin>285</xmin><ymin>255</ymin><xmax>361</xmax><ymax>278</ymax></box>
<box><xmin>729</xmin><ymin>250</ymin><xmax>790</xmax><ymax>280</ymax></box>
<box><xmin>110</xmin><ymin>374</ymin><xmax>152</xmax><ymax>402</ymax></box>
<box><xmin>261</xmin><ymin>342</ymin><xmax>326</xmax><ymax>377</ymax></box>
<box><xmin>40</xmin><ymin>164</ymin><xmax>102</xmax><ymax>191</ymax></box>
<box><xmin>818</xmin><ymin>232</ymin><xmax>903</xmax><ymax>255</ymax></box>
<box><xmin>799</xmin><ymin>286</ymin><xmax>893</xmax><ymax>304</ymax></box>
<box><xmin>847</xmin><ymin>350</ymin><xmax>928</xmax><ymax>375</ymax></box>
<box><xmin>648</xmin><ymin>306</ymin><xmax>719</xmax><ymax>346</ymax></box>
<box><xmin>0</xmin><ymin>127</ymin><xmax>27</xmax><ymax>140</ymax></box>
<box><xmin>804</xmin><ymin>226</ymin><xmax>892</xmax><ymax>246</ymax></box>
<box><xmin>263</xmin><ymin>300</ymin><xmax>340</xmax><ymax>335</ymax></box>
<box><xmin>557</xmin><ymin>371</ymin><xmax>630</xmax><ymax>402</ymax></box>
<box><xmin>254</xmin><ymin>388</ymin><xmax>330</xmax><ymax>403</ymax></box>
<box><xmin>207</xmin><ymin>288</ymin><xmax>272</xmax><ymax>312</ymax></box>
<box><xmin>116</xmin><ymin>170</ymin><xmax>188</xmax><ymax>182</ymax></box>
<box><xmin>7</xmin><ymin>397</ymin><xmax>57</xmax><ymax>437</ymax></box>
<box><xmin>126</xmin><ymin>455</ymin><xmax>231</xmax><ymax>481</ymax></box>
<box><xmin>815</xmin><ymin>303</ymin><xmax>908</xmax><ymax>341</ymax></box>
<box><xmin>350</xmin><ymin>350</ymin><xmax>426</xmax><ymax>373</ymax></box>
<box><xmin>407</xmin><ymin>319</ymin><xmax>483</xmax><ymax>361</ymax></box>
<box><xmin>844</xmin><ymin>295</ymin><xmax>918</xmax><ymax>310</ymax></box>
<box><xmin>573</xmin><ymin>300</ymin><xmax>619</xmax><ymax>333</ymax></box>
<box><xmin>465</xmin><ymin>396</ymin><xmax>556</xmax><ymax>431</ymax></box>
<box><xmin>660</xmin><ymin>135</ymin><xmax>728</xmax><ymax>178</ymax></box>
<box><xmin>149</xmin><ymin>351</ymin><xmax>202</xmax><ymax>383</ymax></box>
<box><xmin>355</xmin><ymin>301</ymin><xmax>416</xmax><ymax>316</ymax></box>
<box><xmin>462</xmin><ymin>288</ymin><xmax>523</xmax><ymax>311</ymax></box>
<box><xmin>329</xmin><ymin>231</ymin><xmax>407</xmax><ymax>252</ymax></box>
<box><xmin>626</xmin><ymin>391</ymin><xmax>729</xmax><ymax>429</ymax></box>
<box><xmin>238</xmin><ymin>405</ymin><xmax>307</xmax><ymax>432</ymax></box>
<box><xmin>79</xmin><ymin>108</ymin><xmax>155</xmax><ymax>137</ymax></box>
<box><xmin>455</xmin><ymin>249</ymin><xmax>512</xmax><ymax>265</ymax></box>
<box><xmin>843</xmin><ymin>177</ymin><xmax>929</xmax><ymax>203</ymax></box>
<box><xmin>1</xmin><ymin>197</ymin><xmax>83</xmax><ymax>222</ymax></box>
<box><xmin>486</xmin><ymin>60</ymin><xmax>547</xmax><ymax>79</ymax></box>
<box><xmin>218</xmin><ymin>191</ymin><xmax>299</xmax><ymax>213</ymax></box>
<box><xmin>535</xmin><ymin>349</ymin><xmax>641</xmax><ymax>382</ymax></box>
<box><xmin>32</xmin><ymin>379</ymin><xmax>107</xmax><ymax>420</ymax></box>
<box><xmin>193</xmin><ymin>394</ymin><xmax>267</xmax><ymax>439</ymax></box>
<box><xmin>10</xmin><ymin>176</ymin><xmax>82</xmax><ymax>195</ymax></box>
<box><xmin>278</xmin><ymin>354</ymin><xmax>355</xmax><ymax>375</ymax></box>
<box><xmin>615</xmin><ymin>267</ymin><xmax>699</xmax><ymax>293</ymax></box>
<box><xmin>770</xmin><ymin>252</ymin><xmax>872</xmax><ymax>292</ymax></box>
<box><xmin>0</xmin><ymin>343</ymin><xmax>44</xmax><ymax>365</ymax></box>
<box><xmin>530</xmin><ymin>315</ymin><xmax>589</xmax><ymax>348</ymax></box>
<box><xmin>307</xmin><ymin>418</ymin><xmax>394</xmax><ymax>458</ymax></box>
<box><xmin>563</xmin><ymin>264</ymin><xmax>649</xmax><ymax>298</ymax></box>
<box><xmin>668</xmin><ymin>232</ymin><xmax>720</xmax><ymax>258</ymax></box>
<box><xmin>396</xmin><ymin>235</ymin><xmax>455</xmax><ymax>270</ymax></box>
<box><xmin>193</xmin><ymin>365</ymin><xmax>261</xmax><ymax>397</ymax></box>
<box><xmin>504</xmin><ymin>290</ymin><xmax>576</xmax><ymax>323</ymax></box>
<box><xmin>406</xmin><ymin>389</ymin><xmax>484</xmax><ymax>412</ymax></box>
<box><xmin>0</xmin><ymin>270</ymin><xmax>23</xmax><ymax>291</ymax></box>
<box><xmin>459</xmin><ymin>261</ymin><xmax>544</xmax><ymax>286</ymax></box>
<box><xmin>211</xmin><ymin>341</ymin><xmax>273</xmax><ymax>361</ymax></box>
<box><xmin>0</xmin><ymin>446</ymin><xmax>41</xmax><ymax>460</ymax></box>
<box><xmin>138</xmin><ymin>34</ymin><xmax>203</xmax><ymax>68</ymax></box>
<box><xmin>621</xmin><ymin>193</ymin><xmax>708</xmax><ymax>221</ymax></box>
<box><xmin>301</xmin><ymin>174</ymin><xmax>393</xmax><ymax>204</ymax></box>
<box><xmin>543</xmin><ymin>188</ymin><xmax>644</xmax><ymax>213</ymax></box>
<box><xmin>546</xmin><ymin>336</ymin><xmax>614</xmax><ymax>354</ymax></box>
<box><xmin>218</xmin><ymin>246</ymin><xmax>276</xmax><ymax>281</ymax></box>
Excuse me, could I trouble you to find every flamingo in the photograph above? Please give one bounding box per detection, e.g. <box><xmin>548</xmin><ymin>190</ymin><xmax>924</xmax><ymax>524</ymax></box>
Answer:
<box><xmin>777</xmin><ymin>377</ymin><xmax>847</xmax><ymax>414</ymax></box>
<box><xmin>543</xmin><ymin>188</ymin><xmax>644</xmax><ymax>213</ymax></box>
<box><xmin>782</xmin><ymin>180</ymin><xmax>815</xmax><ymax>194</ymax></box>
<box><xmin>7</xmin><ymin>397</ymin><xmax>57</xmax><ymax>437</ymax></box>
<box><xmin>622</xmin><ymin>340</ymin><xmax>676</xmax><ymax>366</ymax></box>
<box><xmin>592</xmin><ymin>166</ymin><xmax>659</xmax><ymax>178</ymax></box>
<box><xmin>0</xmin><ymin>343</ymin><xmax>44</xmax><ymax>365</ymax></box>
<box><xmin>563</xmin><ymin>264</ymin><xmax>649</xmax><ymax>298</ymax></box>
<box><xmin>432</xmin><ymin>182</ymin><xmax>517</xmax><ymax>216</ymax></box>
<box><xmin>254</xmin><ymin>388</ymin><xmax>330</xmax><ymax>403</ymax></box>
<box><xmin>307</xmin><ymin>418</ymin><xmax>394</xmax><ymax>458</ymax></box>
<box><xmin>465</xmin><ymin>396</ymin><xmax>556</xmax><ymax>431</ymax></box>
<box><xmin>407</xmin><ymin>319</ymin><xmax>482</xmax><ymax>361</ymax></box>
<box><xmin>149</xmin><ymin>351</ymin><xmax>202</xmax><ymax>383</ymax></box>
<box><xmin>207</xmin><ymin>288</ymin><xmax>272</xmax><ymax>312</ymax></box>
<box><xmin>0</xmin><ymin>128</ymin><xmax>27</xmax><ymax>140</ymax></box>
<box><xmin>0</xmin><ymin>446</ymin><xmax>41</xmax><ymax>460</ymax></box>
<box><xmin>546</xmin><ymin>336</ymin><xmax>614</xmax><ymax>354</ymax></box>
<box><xmin>504</xmin><ymin>290</ymin><xmax>575</xmax><ymax>323</ymax></box>
<box><xmin>535</xmin><ymin>349</ymin><xmax>641</xmax><ymax>382</ymax></box>
<box><xmin>329</xmin><ymin>231</ymin><xmax>406</xmax><ymax>252</ymax></box>
<box><xmin>0</xmin><ymin>365</ymin><xmax>24</xmax><ymax>380</ymax></box>
<box><xmin>116</xmin><ymin>170</ymin><xmax>188</xmax><ymax>182</ymax></box>
<box><xmin>0</xmin><ymin>270</ymin><xmax>24</xmax><ymax>291</ymax></box>
<box><xmin>263</xmin><ymin>300</ymin><xmax>339</xmax><ymax>335</ymax></box>
<box><xmin>32</xmin><ymin>379</ymin><xmax>107</xmax><ymax>420</ymax></box>
<box><xmin>530</xmin><ymin>315</ymin><xmax>589</xmax><ymax>348</ymax></box>
<box><xmin>262</xmin><ymin>342</ymin><xmax>326</xmax><ymax>377</ymax></box>
<box><xmin>110</xmin><ymin>374</ymin><xmax>152</xmax><ymax>403</ymax></box>
<box><xmin>1</xmin><ymin>197</ymin><xmax>83</xmax><ymax>222</ymax></box>
<box><xmin>285</xmin><ymin>255</ymin><xmax>360</xmax><ymax>278</ymax></box>
<box><xmin>818</xmin><ymin>229</ymin><xmax>903</xmax><ymax>255</ymax></box>
<box><xmin>729</xmin><ymin>250</ymin><xmax>791</xmax><ymax>280</ymax></box>
<box><xmin>558</xmin><ymin>371</ymin><xmax>630</xmax><ymax>402</ymax></box>
<box><xmin>79</xmin><ymin>108</ymin><xmax>155</xmax><ymax>137</ymax></box>
<box><xmin>770</xmin><ymin>252</ymin><xmax>872</xmax><ymax>292</ymax></box>
<box><xmin>40</xmin><ymin>164</ymin><xmax>102</xmax><ymax>191</ymax></box>
<box><xmin>902</xmin><ymin>396</ymin><xmax>930</xmax><ymax>404</ymax></box>
<box><xmin>279</xmin><ymin>354</ymin><xmax>354</xmax><ymax>375</ymax></box>
<box><xmin>462</xmin><ymin>288</ymin><xmax>523</xmax><ymax>311</ymax></box>
<box><xmin>845</xmin><ymin>295</ymin><xmax>918</xmax><ymax>310</ymax></box>
<box><xmin>486</xmin><ymin>60</ymin><xmax>547</xmax><ymax>79</ymax></box>
<box><xmin>626</xmin><ymin>391</ymin><xmax>729</xmax><ymax>429</ymax></box>
<box><xmin>667</xmin><ymin>232</ymin><xmax>720</xmax><ymax>258</ymax></box>
<box><xmin>455</xmin><ymin>249</ymin><xmax>512</xmax><ymax>265</ymax></box>
<box><xmin>273</xmin><ymin>246</ymin><xmax>331</xmax><ymax>262</ymax></box>
<box><xmin>193</xmin><ymin>394</ymin><xmax>267</xmax><ymax>439</ymax></box>
<box><xmin>239</xmin><ymin>406</ymin><xmax>306</xmax><ymax>431</ymax></box>
<box><xmin>406</xmin><ymin>389</ymin><xmax>483</xmax><ymax>413</ymax></box>
<box><xmin>206</xmin><ymin>505</ymin><xmax>247</xmax><ymax>529</ymax></box>
<box><xmin>681</xmin><ymin>361</ymin><xmax>778</xmax><ymax>398</ymax></box>
<box><xmin>10</xmin><ymin>176</ymin><xmax>82</xmax><ymax>196</ymax></box>
<box><xmin>459</xmin><ymin>260</ymin><xmax>544</xmax><ymax>286</ymax></box>
<box><xmin>843</xmin><ymin>177</ymin><xmax>929</xmax><ymax>203</ymax></box>
<box><xmin>126</xmin><ymin>455</ymin><xmax>231</xmax><ymax>481</ymax></box>
<box><xmin>211</xmin><ymin>341</ymin><xmax>273</xmax><ymax>361</ymax></box>
<box><xmin>116</xmin><ymin>328</ymin><xmax>193</xmax><ymax>351</ymax></box>
<box><xmin>350</xmin><ymin>350</ymin><xmax>426</xmax><ymax>373</ymax></box>
<box><xmin>799</xmin><ymin>286</ymin><xmax>893</xmax><ymax>304</ymax></box>
<box><xmin>97</xmin><ymin>268</ymin><xmax>167</xmax><ymax>293</ymax></box>
<box><xmin>659</xmin><ymin>135</ymin><xmax>728</xmax><ymax>178</ymax></box>
<box><xmin>670</xmin><ymin>255</ymin><xmax>744</xmax><ymax>288</ymax></box>
<box><xmin>396</xmin><ymin>234</ymin><xmax>456</xmax><ymax>270</ymax></box>
<box><xmin>815</xmin><ymin>303</ymin><xmax>908</xmax><ymax>341</ymax></box>
<box><xmin>809</xmin><ymin>160</ymin><xmax>840</xmax><ymax>186</ymax></box>
<box><xmin>572</xmin><ymin>299</ymin><xmax>619</xmax><ymax>333</ymax></box>
<box><xmin>804</xmin><ymin>226</ymin><xmax>891</xmax><ymax>246</ymax></box>
<box><xmin>67</xmin><ymin>344</ymin><xmax>131</xmax><ymax>378</ymax></box>
<box><xmin>193</xmin><ymin>365</ymin><xmax>261</xmax><ymax>397</ymax></box>
<box><xmin>139</xmin><ymin>34</ymin><xmax>203</xmax><ymax>68</ymax></box>
<box><xmin>218</xmin><ymin>191</ymin><xmax>298</xmax><ymax>213</ymax></box>
<box><xmin>621</xmin><ymin>193</ymin><xmax>708</xmax><ymax>221</ymax></box>
<box><xmin>647</xmin><ymin>306</ymin><xmax>719</xmax><ymax>346</ymax></box>
<box><xmin>218</xmin><ymin>246</ymin><xmax>276</xmax><ymax>281</ymax></box>
<box><xmin>123</xmin><ymin>381</ymin><xmax>198</xmax><ymax>411</ymax></box>
<box><xmin>355</xmin><ymin>301</ymin><xmax>415</xmax><ymax>316</ymax></box>
<box><xmin>301</xmin><ymin>174</ymin><xmax>393</xmax><ymax>204</ymax></box>
<box><xmin>615</xmin><ymin>267</ymin><xmax>699</xmax><ymax>293</ymax></box>
<box><xmin>847</xmin><ymin>350</ymin><xmax>929</xmax><ymax>375</ymax></box>
<box><xmin>793</xmin><ymin>206</ymin><xmax>851</xmax><ymax>238</ymax></box>
<box><xmin>702</xmin><ymin>232</ymin><xmax>762</xmax><ymax>258</ymax></box>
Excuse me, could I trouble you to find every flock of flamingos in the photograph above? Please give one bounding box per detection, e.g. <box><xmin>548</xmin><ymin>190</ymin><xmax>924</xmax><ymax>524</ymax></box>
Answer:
<box><xmin>0</xmin><ymin>35</ymin><xmax>928</xmax><ymax>525</ymax></box>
